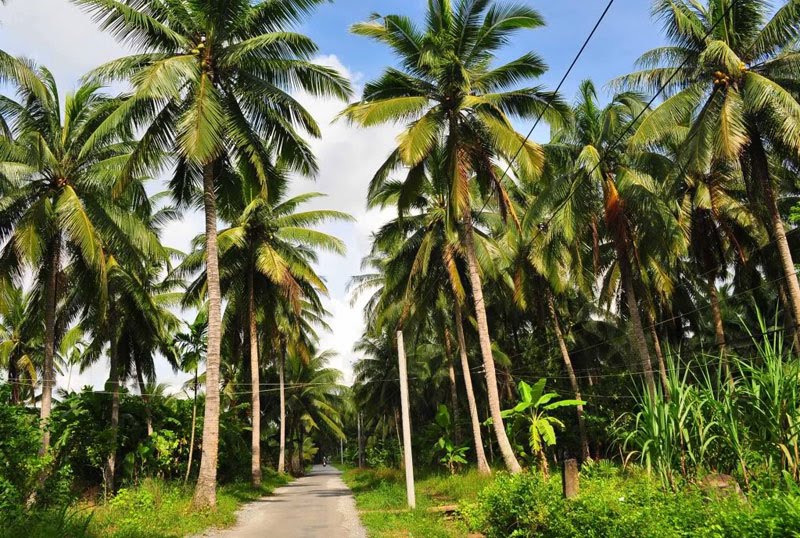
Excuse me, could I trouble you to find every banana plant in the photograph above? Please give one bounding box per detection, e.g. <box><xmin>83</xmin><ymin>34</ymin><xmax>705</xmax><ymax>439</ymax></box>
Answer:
<box><xmin>432</xmin><ymin>405</ymin><xmax>469</xmax><ymax>474</ymax></box>
<box><xmin>436</xmin><ymin>438</ymin><xmax>469</xmax><ymax>475</ymax></box>
<box><xmin>500</xmin><ymin>379</ymin><xmax>584</xmax><ymax>476</ymax></box>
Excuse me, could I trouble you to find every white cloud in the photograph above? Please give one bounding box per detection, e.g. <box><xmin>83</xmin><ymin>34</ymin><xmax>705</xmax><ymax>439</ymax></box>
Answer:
<box><xmin>287</xmin><ymin>54</ymin><xmax>399</xmax><ymax>380</ymax></box>
<box><xmin>317</xmin><ymin>296</ymin><xmax>370</xmax><ymax>386</ymax></box>
<box><xmin>161</xmin><ymin>208</ymin><xmax>204</xmax><ymax>255</ymax></box>
<box><xmin>0</xmin><ymin>0</ymin><xmax>132</xmax><ymax>89</ymax></box>
<box><xmin>290</xmin><ymin>55</ymin><xmax>397</xmax><ymax>211</ymax></box>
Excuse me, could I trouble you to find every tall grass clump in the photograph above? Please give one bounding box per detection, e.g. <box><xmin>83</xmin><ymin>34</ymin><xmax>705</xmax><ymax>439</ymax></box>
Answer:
<box><xmin>618</xmin><ymin>309</ymin><xmax>800</xmax><ymax>490</ymax></box>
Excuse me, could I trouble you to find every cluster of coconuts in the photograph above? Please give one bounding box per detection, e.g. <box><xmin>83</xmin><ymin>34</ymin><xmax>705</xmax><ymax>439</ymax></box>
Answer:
<box><xmin>713</xmin><ymin>70</ymin><xmax>731</xmax><ymax>86</ymax></box>
<box><xmin>712</xmin><ymin>63</ymin><xmax>748</xmax><ymax>87</ymax></box>
<box><xmin>190</xmin><ymin>36</ymin><xmax>209</xmax><ymax>69</ymax></box>
<box><xmin>190</xmin><ymin>35</ymin><xmax>207</xmax><ymax>56</ymax></box>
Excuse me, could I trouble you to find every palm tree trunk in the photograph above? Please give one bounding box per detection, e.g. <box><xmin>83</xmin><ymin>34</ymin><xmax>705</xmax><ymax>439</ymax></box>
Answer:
<box><xmin>461</xmin><ymin>215</ymin><xmax>521</xmax><ymax>473</ymax></box>
<box><xmin>749</xmin><ymin>132</ymin><xmax>800</xmax><ymax>334</ymax></box>
<box><xmin>9</xmin><ymin>357</ymin><xmax>19</xmax><ymax>405</ymax></box>
<box><xmin>616</xmin><ymin>240</ymin><xmax>657</xmax><ymax>397</ymax></box>
<box><xmin>645</xmin><ymin>309</ymin><xmax>669</xmax><ymax>394</ymax></box>
<box><xmin>485</xmin><ymin>401</ymin><xmax>494</xmax><ymax>463</ymax></box>
<box><xmin>40</xmin><ymin>237</ymin><xmax>59</xmax><ymax>454</ymax></box>
<box><xmin>298</xmin><ymin>425</ymin><xmax>305</xmax><ymax>476</ymax></box>
<box><xmin>193</xmin><ymin>163</ymin><xmax>222</xmax><ymax>509</ymax></box>
<box><xmin>443</xmin><ymin>327</ymin><xmax>460</xmax><ymax>445</ymax></box>
<box><xmin>136</xmin><ymin>363</ymin><xmax>153</xmax><ymax>436</ymax></box>
<box><xmin>184</xmin><ymin>367</ymin><xmax>198</xmax><ymax>485</ymax></box>
<box><xmin>707</xmin><ymin>273</ymin><xmax>726</xmax><ymax>352</ymax></box>
<box><xmin>547</xmin><ymin>293</ymin><xmax>590</xmax><ymax>461</ymax></box>
<box><xmin>277</xmin><ymin>345</ymin><xmax>287</xmax><ymax>474</ymax></box>
<box><xmin>707</xmin><ymin>271</ymin><xmax>736</xmax><ymax>384</ymax></box>
<box><xmin>777</xmin><ymin>282</ymin><xmax>800</xmax><ymax>350</ymax></box>
<box><xmin>604</xmin><ymin>176</ymin><xmax>656</xmax><ymax>396</ymax></box>
<box><xmin>105</xmin><ymin>338</ymin><xmax>120</xmax><ymax>496</ymax></box>
<box><xmin>453</xmin><ymin>308</ymin><xmax>491</xmax><ymax>474</ymax></box>
<box><xmin>706</xmin><ymin>271</ymin><xmax>735</xmax><ymax>384</ymax></box>
<box><xmin>248</xmin><ymin>267</ymin><xmax>262</xmax><ymax>487</ymax></box>
<box><xmin>357</xmin><ymin>412</ymin><xmax>364</xmax><ymax>468</ymax></box>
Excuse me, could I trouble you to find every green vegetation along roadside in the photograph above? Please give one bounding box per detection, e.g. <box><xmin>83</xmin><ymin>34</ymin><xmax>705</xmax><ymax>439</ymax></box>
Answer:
<box><xmin>343</xmin><ymin>464</ymin><xmax>800</xmax><ymax>538</ymax></box>
<box><xmin>342</xmin><ymin>467</ymin><xmax>491</xmax><ymax>538</ymax></box>
<box><xmin>3</xmin><ymin>473</ymin><xmax>289</xmax><ymax>538</ymax></box>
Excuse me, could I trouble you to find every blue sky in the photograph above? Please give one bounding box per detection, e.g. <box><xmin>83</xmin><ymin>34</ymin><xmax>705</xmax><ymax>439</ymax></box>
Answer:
<box><xmin>302</xmin><ymin>0</ymin><xmax>665</xmax><ymax>112</ymax></box>
<box><xmin>0</xmin><ymin>0</ymin><xmax>667</xmax><ymax>391</ymax></box>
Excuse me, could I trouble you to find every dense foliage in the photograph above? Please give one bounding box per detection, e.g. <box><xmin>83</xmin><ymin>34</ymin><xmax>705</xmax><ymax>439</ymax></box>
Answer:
<box><xmin>463</xmin><ymin>467</ymin><xmax>800</xmax><ymax>538</ymax></box>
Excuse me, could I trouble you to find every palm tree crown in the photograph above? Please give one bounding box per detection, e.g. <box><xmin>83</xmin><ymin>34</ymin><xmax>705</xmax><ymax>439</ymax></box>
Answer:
<box><xmin>619</xmin><ymin>0</ymin><xmax>800</xmax><ymax>337</ymax></box>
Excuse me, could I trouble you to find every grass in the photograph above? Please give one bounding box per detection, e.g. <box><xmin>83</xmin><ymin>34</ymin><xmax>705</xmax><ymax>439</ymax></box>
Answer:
<box><xmin>3</xmin><ymin>472</ymin><xmax>289</xmax><ymax>538</ymax></box>
<box><xmin>341</xmin><ymin>467</ymin><xmax>493</xmax><ymax>537</ymax></box>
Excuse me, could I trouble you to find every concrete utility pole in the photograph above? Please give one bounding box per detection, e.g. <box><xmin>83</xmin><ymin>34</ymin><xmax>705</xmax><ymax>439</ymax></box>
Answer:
<box><xmin>396</xmin><ymin>330</ymin><xmax>416</xmax><ymax>508</ymax></box>
<box><xmin>340</xmin><ymin>437</ymin><xmax>344</xmax><ymax>465</ymax></box>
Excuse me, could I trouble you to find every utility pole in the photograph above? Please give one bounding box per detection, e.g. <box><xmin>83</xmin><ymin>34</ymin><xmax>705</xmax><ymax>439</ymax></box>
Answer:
<box><xmin>340</xmin><ymin>437</ymin><xmax>344</xmax><ymax>465</ymax></box>
<box><xmin>397</xmin><ymin>330</ymin><xmax>416</xmax><ymax>508</ymax></box>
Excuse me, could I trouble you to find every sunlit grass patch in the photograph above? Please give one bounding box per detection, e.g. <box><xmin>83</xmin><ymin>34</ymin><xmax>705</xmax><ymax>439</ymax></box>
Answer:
<box><xmin>342</xmin><ymin>467</ymin><xmax>492</xmax><ymax>537</ymax></box>
<box><xmin>71</xmin><ymin>472</ymin><xmax>288</xmax><ymax>538</ymax></box>
<box><xmin>0</xmin><ymin>473</ymin><xmax>291</xmax><ymax>538</ymax></box>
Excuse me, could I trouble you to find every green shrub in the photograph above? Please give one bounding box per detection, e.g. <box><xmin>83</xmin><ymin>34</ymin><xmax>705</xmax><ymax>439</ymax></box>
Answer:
<box><xmin>365</xmin><ymin>439</ymin><xmax>401</xmax><ymax>468</ymax></box>
<box><xmin>465</xmin><ymin>468</ymin><xmax>800</xmax><ymax>538</ymax></box>
<box><xmin>0</xmin><ymin>386</ymin><xmax>75</xmax><ymax>517</ymax></box>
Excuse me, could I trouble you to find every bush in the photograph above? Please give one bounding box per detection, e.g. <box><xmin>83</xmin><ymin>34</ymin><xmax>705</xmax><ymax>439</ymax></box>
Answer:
<box><xmin>464</xmin><ymin>468</ymin><xmax>800</xmax><ymax>538</ymax></box>
<box><xmin>0</xmin><ymin>386</ymin><xmax>75</xmax><ymax>516</ymax></box>
<box><xmin>87</xmin><ymin>476</ymin><xmax>289</xmax><ymax>538</ymax></box>
<box><xmin>365</xmin><ymin>439</ymin><xmax>401</xmax><ymax>468</ymax></box>
<box><xmin>50</xmin><ymin>390</ymin><xmax>200</xmax><ymax>489</ymax></box>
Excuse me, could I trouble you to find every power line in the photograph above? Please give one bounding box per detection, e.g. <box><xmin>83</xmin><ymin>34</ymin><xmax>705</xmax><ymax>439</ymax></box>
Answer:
<box><xmin>483</xmin><ymin>0</ymin><xmax>743</xmax><ymax>247</ymax></box>
<box><xmin>543</xmin><ymin>268</ymin><xmax>800</xmax><ymax>362</ymax></box>
<box><xmin>449</xmin><ymin>264</ymin><xmax>797</xmax><ymax>384</ymax></box>
<box><xmin>475</xmin><ymin>0</ymin><xmax>616</xmax><ymax>217</ymax></box>
<box><xmin>11</xmin><ymin>265</ymin><xmax>788</xmax><ymax>397</ymax></box>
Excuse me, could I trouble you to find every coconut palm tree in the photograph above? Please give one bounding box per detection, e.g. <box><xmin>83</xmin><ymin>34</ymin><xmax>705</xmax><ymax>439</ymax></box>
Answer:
<box><xmin>504</xmin><ymin>174</ymin><xmax>594</xmax><ymax>460</ymax></box>
<box><xmin>0</xmin><ymin>47</ymin><xmax>47</xmax><ymax>113</ymax></box>
<box><xmin>352</xmin><ymin>331</ymin><xmax>408</xmax><ymax>460</ymax></box>
<box><xmin>0</xmin><ymin>284</ymin><xmax>39</xmax><ymax>405</ymax></box>
<box><xmin>222</xmin><ymin>186</ymin><xmax>346</xmax><ymax>485</ymax></box>
<box><xmin>271</xmin><ymin>305</ymin><xmax>331</xmax><ymax>475</ymax></box>
<box><xmin>73</xmin><ymin>247</ymin><xmax>181</xmax><ymax>492</ymax></box>
<box><xmin>619</xmin><ymin>0</ymin><xmax>800</xmax><ymax>338</ymax></box>
<box><xmin>0</xmin><ymin>67</ymin><xmax>161</xmax><ymax>452</ymax></box>
<box><xmin>536</xmin><ymin>80</ymin><xmax>684</xmax><ymax>396</ymax></box>
<box><xmin>56</xmin><ymin>180</ymin><xmax>177</xmax><ymax>492</ymax></box>
<box><xmin>75</xmin><ymin>0</ymin><xmax>352</xmax><ymax>506</ymax></box>
<box><xmin>181</xmin><ymin>165</ymin><xmax>349</xmax><ymax>485</ymax></box>
<box><xmin>284</xmin><ymin>347</ymin><xmax>344</xmax><ymax>474</ymax></box>
<box><xmin>665</xmin><ymin>140</ymin><xmax>763</xmax><ymax>356</ymax></box>
<box><xmin>343</xmin><ymin>0</ymin><xmax>569</xmax><ymax>474</ymax></box>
